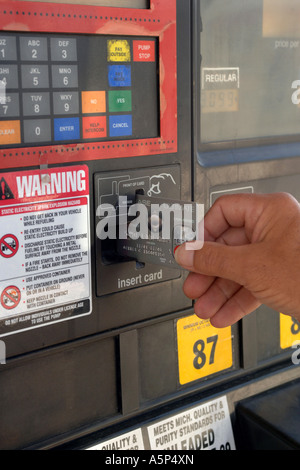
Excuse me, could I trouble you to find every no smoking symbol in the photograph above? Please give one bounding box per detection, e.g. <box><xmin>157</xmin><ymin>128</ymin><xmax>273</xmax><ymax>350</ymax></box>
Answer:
<box><xmin>0</xmin><ymin>234</ymin><xmax>19</xmax><ymax>258</ymax></box>
<box><xmin>1</xmin><ymin>286</ymin><xmax>21</xmax><ymax>310</ymax></box>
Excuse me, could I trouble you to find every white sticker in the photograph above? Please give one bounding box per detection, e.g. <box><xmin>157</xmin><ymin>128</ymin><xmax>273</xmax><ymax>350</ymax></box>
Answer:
<box><xmin>202</xmin><ymin>67</ymin><xmax>240</xmax><ymax>89</ymax></box>
<box><xmin>210</xmin><ymin>186</ymin><xmax>254</xmax><ymax>207</ymax></box>
<box><xmin>147</xmin><ymin>396</ymin><xmax>235</xmax><ymax>450</ymax></box>
<box><xmin>0</xmin><ymin>165</ymin><xmax>91</xmax><ymax>336</ymax></box>
<box><xmin>87</xmin><ymin>428</ymin><xmax>145</xmax><ymax>450</ymax></box>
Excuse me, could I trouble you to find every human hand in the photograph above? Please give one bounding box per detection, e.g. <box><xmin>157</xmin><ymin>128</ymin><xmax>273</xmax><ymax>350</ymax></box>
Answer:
<box><xmin>174</xmin><ymin>193</ymin><xmax>300</xmax><ymax>328</ymax></box>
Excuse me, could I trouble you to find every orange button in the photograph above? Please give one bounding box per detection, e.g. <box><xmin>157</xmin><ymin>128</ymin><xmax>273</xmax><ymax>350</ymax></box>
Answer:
<box><xmin>82</xmin><ymin>91</ymin><xmax>106</xmax><ymax>114</ymax></box>
<box><xmin>82</xmin><ymin>116</ymin><xmax>106</xmax><ymax>139</ymax></box>
<box><xmin>0</xmin><ymin>120</ymin><xmax>21</xmax><ymax>145</ymax></box>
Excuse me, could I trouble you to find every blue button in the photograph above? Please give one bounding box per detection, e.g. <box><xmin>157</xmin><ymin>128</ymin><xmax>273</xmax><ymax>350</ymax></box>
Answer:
<box><xmin>108</xmin><ymin>65</ymin><xmax>131</xmax><ymax>87</ymax></box>
<box><xmin>54</xmin><ymin>117</ymin><xmax>80</xmax><ymax>141</ymax></box>
<box><xmin>109</xmin><ymin>115</ymin><xmax>132</xmax><ymax>137</ymax></box>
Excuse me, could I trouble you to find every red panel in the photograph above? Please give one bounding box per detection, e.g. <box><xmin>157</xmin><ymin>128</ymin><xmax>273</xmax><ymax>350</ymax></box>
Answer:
<box><xmin>0</xmin><ymin>0</ymin><xmax>177</xmax><ymax>169</ymax></box>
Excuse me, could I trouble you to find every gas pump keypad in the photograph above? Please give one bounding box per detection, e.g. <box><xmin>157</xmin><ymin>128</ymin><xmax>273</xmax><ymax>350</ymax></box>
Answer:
<box><xmin>0</xmin><ymin>32</ymin><xmax>158</xmax><ymax>148</ymax></box>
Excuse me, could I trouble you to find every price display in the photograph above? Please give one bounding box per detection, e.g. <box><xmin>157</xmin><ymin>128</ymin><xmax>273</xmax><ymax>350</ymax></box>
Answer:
<box><xmin>201</xmin><ymin>89</ymin><xmax>239</xmax><ymax>114</ymax></box>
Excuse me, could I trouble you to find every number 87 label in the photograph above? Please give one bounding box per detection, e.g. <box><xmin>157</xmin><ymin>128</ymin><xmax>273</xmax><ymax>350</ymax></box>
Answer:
<box><xmin>280</xmin><ymin>313</ymin><xmax>300</xmax><ymax>349</ymax></box>
<box><xmin>176</xmin><ymin>315</ymin><xmax>233</xmax><ymax>385</ymax></box>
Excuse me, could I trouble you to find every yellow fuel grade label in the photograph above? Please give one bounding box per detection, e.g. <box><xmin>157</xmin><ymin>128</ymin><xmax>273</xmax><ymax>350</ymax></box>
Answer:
<box><xmin>280</xmin><ymin>313</ymin><xmax>300</xmax><ymax>349</ymax></box>
<box><xmin>176</xmin><ymin>315</ymin><xmax>233</xmax><ymax>385</ymax></box>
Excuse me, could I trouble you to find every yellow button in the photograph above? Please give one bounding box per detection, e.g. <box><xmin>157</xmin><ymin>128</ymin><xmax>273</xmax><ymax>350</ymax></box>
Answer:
<box><xmin>81</xmin><ymin>91</ymin><xmax>106</xmax><ymax>114</ymax></box>
<box><xmin>0</xmin><ymin>120</ymin><xmax>21</xmax><ymax>145</ymax></box>
<box><xmin>107</xmin><ymin>39</ymin><xmax>131</xmax><ymax>62</ymax></box>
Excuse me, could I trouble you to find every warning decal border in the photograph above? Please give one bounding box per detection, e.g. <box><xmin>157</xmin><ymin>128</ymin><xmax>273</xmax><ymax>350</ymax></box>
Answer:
<box><xmin>0</xmin><ymin>164</ymin><xmax>92</xmax><ymax>337</ymax></box>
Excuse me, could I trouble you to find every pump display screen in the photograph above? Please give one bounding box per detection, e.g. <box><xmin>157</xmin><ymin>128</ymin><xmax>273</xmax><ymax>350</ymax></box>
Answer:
<box><xmin>0</xmin><ymin>32</ymin><xmax>158</xmax><ymax>148</ymax></box>
<box><xmin>200</xmin><ymin>0</ymin><xmax>300</xmax><ymax>147</ymax></box>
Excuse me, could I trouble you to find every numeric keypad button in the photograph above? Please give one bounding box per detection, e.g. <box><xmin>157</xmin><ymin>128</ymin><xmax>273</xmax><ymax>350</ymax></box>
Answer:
<box><xmin>21</xmin><ymin>65</ymin><xmax>49</xmax><ymax>89</ymax></box>
<box><xmin>52</xmin><ymin>65</ymin><xmax>78</xmax><ymax>88</ymax></box>
<box><xmin>0</xmin><ymin>93</ymin><xmax>20</xmax><ymax>117</ymax></box>
<box><xmin>22</xmin><ymin>92</ymin><xmax>50</xmax><ymax>117</ymax></box>
<box><xmin>50</xmin><ymin>38</ymin><xmax>77</xmax><ymax>61</ymax></box>
<box><xmin>20</xmin><ymin>37</ymin><xmax>48</xmax><ymax>61</ymax></box>
<box><xmin>0</xmin><ymin>65</ymin><xmax>19</xmax><ymax>89</ymax></box>
<box><xmin>23</xmin><ymin>119</ymin><xmax>51</xmax><ymax>143</ymax></box>
<box><xmin>0</xmin><ymin>36</ymin><xmax>17</xmax><ymax>61</ymax></box>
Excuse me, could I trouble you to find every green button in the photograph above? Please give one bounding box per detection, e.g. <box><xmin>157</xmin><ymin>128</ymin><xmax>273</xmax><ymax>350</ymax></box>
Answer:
<box><xmin>108</xmin><ymin>90</ymin><xmax>132</xmax><ymax>112</ymax></box>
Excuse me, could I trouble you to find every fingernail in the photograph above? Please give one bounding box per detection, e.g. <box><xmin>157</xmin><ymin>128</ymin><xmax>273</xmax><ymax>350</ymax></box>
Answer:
<box><xmin>174</xmin><ymin>245</ymin><xmax>195</xmax><ymax>268</ymax></box>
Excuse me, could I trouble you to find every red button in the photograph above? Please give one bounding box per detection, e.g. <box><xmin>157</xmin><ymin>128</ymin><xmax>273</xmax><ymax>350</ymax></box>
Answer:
<box><xmin>82</xmin><ymin>116</ymin><xmax>106</xmax><ymax>139</ymax></box>
<box><xmin>133</xmin><ymin>40</ymin><xmax>155</xmax><ymax>62</ymax></box>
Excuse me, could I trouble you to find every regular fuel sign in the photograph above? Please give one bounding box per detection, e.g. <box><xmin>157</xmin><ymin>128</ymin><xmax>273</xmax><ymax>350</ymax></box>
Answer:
<box><xmin>0</xmin><ymin>165</ymin><xmax>91</xmax><ymax>336</ymax></box>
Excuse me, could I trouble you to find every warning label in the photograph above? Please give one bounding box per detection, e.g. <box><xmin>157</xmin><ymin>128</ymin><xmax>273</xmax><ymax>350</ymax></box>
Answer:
<box><xmin>0</xmin><ymin>165</ymin><xmax>91</xmax><ymax>337</ymax></box>
<box><xmin>0</xmin><ymin>234</ymin><xmax>19</xmax><ymax>258</ymax></box>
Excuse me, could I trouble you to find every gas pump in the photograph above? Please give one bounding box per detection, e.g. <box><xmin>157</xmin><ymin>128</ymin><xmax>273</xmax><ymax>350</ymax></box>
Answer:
<box><xmin>0</xmin><ymin>0</ymin><xmax>195</xmax><ymax>449</ymax></box>
<box><xmin>0</xmin><ymin>0</ymin><xmax>300</xmax><ymax>451</ymax></box>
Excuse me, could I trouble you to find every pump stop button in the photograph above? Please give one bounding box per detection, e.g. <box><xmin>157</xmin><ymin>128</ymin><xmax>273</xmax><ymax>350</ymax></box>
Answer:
<box><xmin>133</xmin><ymin>40</ymin><xmax>155</xmax><ymax>62</ymax></box>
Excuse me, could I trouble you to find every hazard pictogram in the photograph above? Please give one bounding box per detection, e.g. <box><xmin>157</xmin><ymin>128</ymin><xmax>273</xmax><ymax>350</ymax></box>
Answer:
<box><xmin>0</xmin><ymin>234</ymin><xmax>19</xmax><ymax>258</ymax></box>
<box><xmin>1</xmin><ymin>286</ymin><xmax>21</xmax><ymax>310</ymax></box>
<box><xmin>0</xmin><ymin>177</ymin><xmax>14</xmax><ymax>200</ymax></box>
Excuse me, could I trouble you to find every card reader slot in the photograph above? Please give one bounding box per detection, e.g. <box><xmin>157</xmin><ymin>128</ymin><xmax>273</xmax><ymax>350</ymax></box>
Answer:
<box><xmin>100</xmin><ymin>188</ymin><xmax>146</xmax><ymax>266</ymax></box>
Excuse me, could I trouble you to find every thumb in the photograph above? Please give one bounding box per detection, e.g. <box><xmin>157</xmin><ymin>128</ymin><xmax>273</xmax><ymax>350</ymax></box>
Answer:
<box><xmin>174</xmin><ymin>241</ymin><xmax>250</xmax><ymax>284</ymax></box>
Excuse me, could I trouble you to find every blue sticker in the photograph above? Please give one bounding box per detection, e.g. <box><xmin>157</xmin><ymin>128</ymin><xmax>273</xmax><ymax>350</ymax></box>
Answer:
<box><xmin>108</xmin><ymin>65</ymin><xmax>131</xmax><ymax>87</ymax></box>
<box><xmin>109</xmin><ymin>115</ymin><xmax>132</xmax><ymax>137</ymax></box>
<box><xmin>54</xmin><ymin>117</ymin><xmax>80</xmax><ymax>141</ymax></box>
